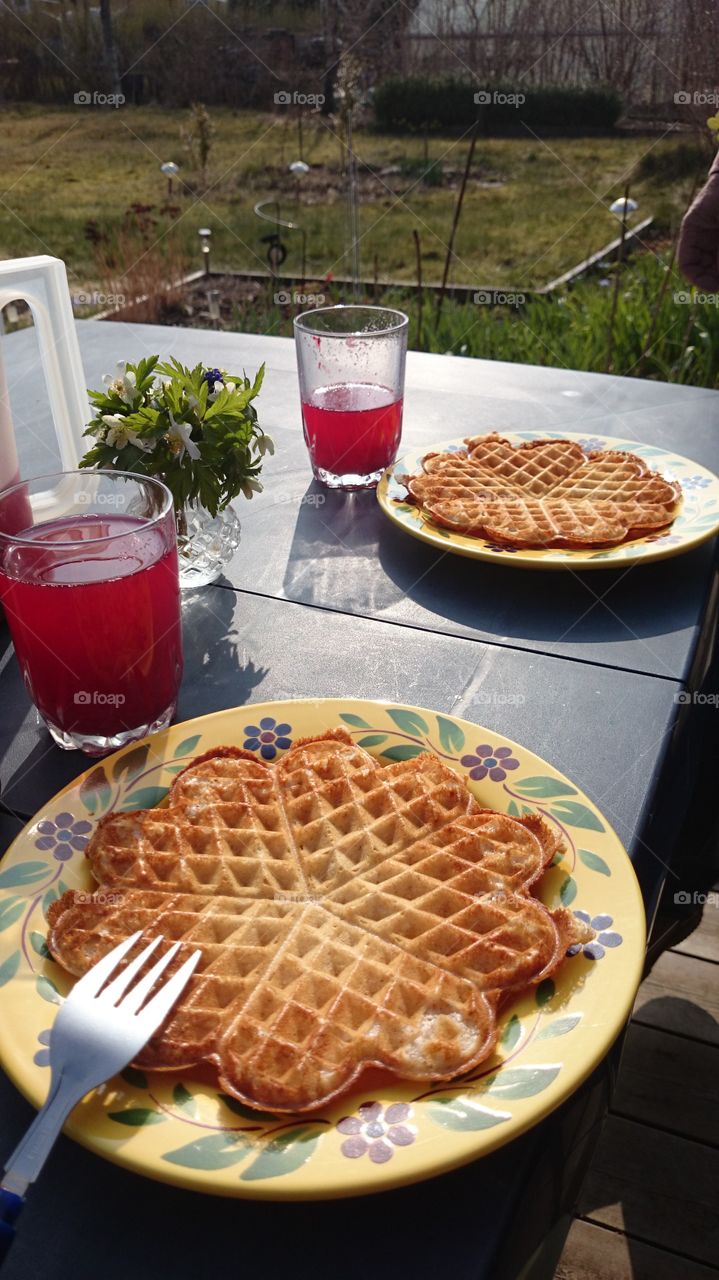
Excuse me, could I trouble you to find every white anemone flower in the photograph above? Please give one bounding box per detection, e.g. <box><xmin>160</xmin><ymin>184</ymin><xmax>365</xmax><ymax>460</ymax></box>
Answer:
<box><xmin>101</xmin><ymin>413</ymin><xmax>153</xmax><ymax>452</ymax></box>
<box><xmin>168</xmin><ymin>413</ymin><xmax>201</xmax><ymax>460</ymax></box>
<box><xmin>257</xmin><ymin>433</ymin><xmax>275</xmax><ymax>457</ymax></box>
<box><xmin>240</xmin><ymin>477</ymin><xmax>263</xmax><ymax>499</ymax></box>
<box><xmin>103</xmin><ymin>361</ymin><xmax>138</xmax><ymax>406</ymax></box>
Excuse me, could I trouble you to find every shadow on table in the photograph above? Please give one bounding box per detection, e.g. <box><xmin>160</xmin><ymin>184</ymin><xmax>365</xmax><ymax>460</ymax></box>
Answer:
<box><xmin>280</xmin><ymin>483</ymin><xmax>709</xmax><ymax>647</ymax></box>
<box><xmin>179</xmin><ymin>582</ymin><xmax>268</xmax><ymax>718</ymax></box>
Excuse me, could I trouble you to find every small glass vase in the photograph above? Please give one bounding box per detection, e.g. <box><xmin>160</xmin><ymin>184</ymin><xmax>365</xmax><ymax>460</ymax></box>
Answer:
<box><xmin>175</xmin><ymin>501</ymin><xmax>241</xmax><ymax>589</ymax></box>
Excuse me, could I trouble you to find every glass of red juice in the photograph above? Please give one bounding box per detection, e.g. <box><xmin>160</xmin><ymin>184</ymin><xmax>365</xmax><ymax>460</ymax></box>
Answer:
<box><xmin>0</xmin><ymin>470</ymin><xmax>183</xmax><ymax>756</ymax></box>
<box><xmin>294</xmin><ymin>305</ymin><xmax>408</xmax><ymax>490</ymax></box>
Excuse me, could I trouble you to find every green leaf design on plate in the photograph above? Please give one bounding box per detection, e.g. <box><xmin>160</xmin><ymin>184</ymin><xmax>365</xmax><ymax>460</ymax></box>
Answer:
<box><xmin>240</xmin><ymin>1127</ymin><xmax>321</xmax><ymax>1181</ymax></box>
<box><xmin>120</xmin><ymin>1067</ymin><xmax>148</xmax><ymax>1089</ymax></box>
<box><xmin>381</xmin><ymin>744</ymin><xmax>428</xmax><ymax>762</ymax></box>
<box><xmin>164</xmin><ymin>765</ymin><xmax>186</xmax><ymax>775</ymax></box>
<box><xmin>162</xmin><ymin>1132</ymin><xmax>251</xmax><ymax>1170</ymax></box>
<box><xmin>436</xmin><ymin>715</ymin><xmax>465</xmax><ymax>754</ymax></box>
<box><xmin>485</xmin><ymin>1065</ymin><xmax>561</xmax><ymax>1100</ymax></box>
<box><xmin>0</xmin><ymin>862</ymin><xmax>50</xmax><ymax>890</ymax></box>
<box><xmin>357</xmin><ymin>735</ymin><xmax>389</xmax><ymax>750</ymax></box>
<box><xmin>536</xmin><ymin>1014</ymin><xmax>582</xmax><ymax>1040</ymax></box>
<box><xmin>501</xmin><ymin>1013</ymin><xmax>521</xmax><ymax>1051</ymax></box>
<box><xmin>79</xmin><ymin>766</ymin><xmax>112</xmax><ymax>816</ymax></box>
<box><xmin>172</xmin><ymin>1083</ymin><xmax>198</xmax><ymax>1116</ymax></box>
<box><xmin>427</xmin><ymin>1097</ymin><xmax>510</xmax><ymax>1131</ymax></box>
<box><xmin>513</xmin><ymin>776</ymin><xmax>577</xmax><ymax>799</ymax></box>
<box><xmin>0</xmin><ymin>951</ymin><xmax>20</xmax><ymax>988</ymax></box>
<box><xmin>551</xmin><ymin>852</ymin><xmax>563</xmax><ymax>866</ymax></box>
<box><xmin>387</xmin><ymin>708</ymin><xmax>430</xmax><ymax>737</ymax></box>
<box><xmin>42</xmin><ymin>887</ymin><xmax>59</xmax><ymax>916</ymax></box>
<box><xmin>393</xmin><ymin>503</ymin><xmax>413</xmax><ymax>514</ymax></box>
<box><xmin>535</xmin><ymin>978</ymin><xmax>555</xmax><ymax>1007</ymax></box>
<box><xmin>173</xmin><ymin>735</ymin><xmax>201</xmax><ymax>759</ymax></box>
<box><xmin>506</xmin><ymin>800</ymin><xmax>520</xmax><ymax>817</ymax></box>
<box><xmin>36</xmin><ymin>975</ymin><xmax>61</xmax><ymax>1005</ymax></box>
<box><xmin>578</xmin><ymin>849</ymin><xmax>611</xmax><ymax>877</ymax></box>
<box><xmin>30</xmin><ymin>931</ymin><xmax>50</xmax><ymax>958</ymax></box>
<box><xmin>339</xmin><ymin>713</ymin><xmax>371</xmax><ymax>730</ymax></box>
<box><xmin>559</xmin><ymin>876</ymin><xmax>577</xmax><ymax>907</ymax></box>
<box><xmin>549</xmin><ymin>801</ymin><xmax>605</xmax><ymax>833</ymax></box>
<box><xmin>119</xmin><ymin>786</ymin><xmax>168</xmax><ymax>812</ymax></box>
<box><xmin>108</xmin><ymin>1107</ymin><xmax>166</xmax><ymax>1127</ymax></box>
<box><xmin>0</xmin><ymin>898</ymin><xmax>25</xmax><ymax>932</ymax></box>
<box><xmin>218</xmin><ymin>1094</ymin><xmax>279</xmax><ymax>1123</ymax></box>
<box><xmin>112</xmin><ymin>744</ymin><xmax>150</xmax><ymax>783</ymax></box>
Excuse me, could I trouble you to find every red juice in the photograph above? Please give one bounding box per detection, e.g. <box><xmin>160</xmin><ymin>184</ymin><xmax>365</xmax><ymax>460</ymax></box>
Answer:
<box><xmin>0</xmin><ymin>469</ymin><xmax>33</xmax><ymax>536</ymax></box>
<box><xmin>301</xmin><ymin>382</ymin><xmax>403</xmax><ymax>478</ymax></box>
<box><xmin>0</xmin><ymin>513</ymin><xmax>183</xmax><ymax>736</ymax></box>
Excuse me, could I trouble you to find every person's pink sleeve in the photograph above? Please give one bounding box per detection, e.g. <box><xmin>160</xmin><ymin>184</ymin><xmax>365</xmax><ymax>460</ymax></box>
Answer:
<box><xmin>677</xmin><ymin>152</ymin><xmax>719</xmax><ymax>291</ymax></box>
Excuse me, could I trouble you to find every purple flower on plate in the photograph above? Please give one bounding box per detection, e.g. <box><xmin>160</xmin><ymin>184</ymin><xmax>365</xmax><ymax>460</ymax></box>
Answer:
<box><xmin>337</xmin><ymin>1101</ymin><xmax>416</xmax><ymax>1164</ymax></box>
<box><xmin>461</xmin><ymin>745</ymin><xmax>520</xmax><ymax>782</ymax></box>
<box><xmin>682</xmin><ymin>474</ymin><xmax>712</xmax><ymax>490</ymax></box>
<box><xmin>567</xmin><ymin>910</ymin><xmax>623</xmax><ymax>960</ymax></box>
<box><xmin>242</xmin><ymin>717</ymin><xmax>293</xmax><ymax>760</ymax></box>
<box><xmin>34</xmin><ymin>813</ymin><xmax>92</xmax><ymax>863</ymax></box>
<box><xmin>34</xmin><ymin>1029</ymin><xmax>51</xmax><ymax>1068</ymax></box>
<box><xmin>645</xmin><ymin>533</ymin><xmax>682</xmax><ymax>546</ymax></box>
<box><xmin>577</xmin><ymin>437</ymin><xmax>608</xmax><ymax>454</ymax></box>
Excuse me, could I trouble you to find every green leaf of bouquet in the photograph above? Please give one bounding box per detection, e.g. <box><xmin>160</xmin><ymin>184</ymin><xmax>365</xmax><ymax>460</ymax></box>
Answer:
<box><xmin>535</xmin><ymin>978</ymin><xmax>556</xmax><ymax>1007</ymax></box>
<box><xmin>112</xmin><ymin>744</ymin><xmax>150</xmax><ymax>783</ymax></box>
<box><xmin>549</xmin><ymin>801</ymin><xmax>605</xmax><ymax>832</ymax></box>
<box><xmin>119</xmin><ymin>786</ymin><xmax>168</xmax><ymax>811</ymax></box>
<box><xmin>108</xmin><ymin>1108</ymin><xmax>166</xmax><ymax>1127</ymax></box>
<box><xmin>217</xmin><ymin>1095</ymin><xmax>279</xmax><ymax>1123</ymax></box>
<box><xmin>387</xmin><ymin>708</ymin><xmax>430</xmax><ymax>737</ymax></box>
<box><xmin>0</xmin><ymin>862</ymin><xmax>49</xmax><ymax>889</ymax></box>
<box><xmin>381</xmin><ymin>744</ymin><xmax>429</xmax><ymax>762</ymax></box>
<box><xmin>36</xmin><ymin>975</ymin><xmax>62</xmax><ymax>1005</ymax></box>
<box><xmin>172</xmin><ymin>1083</ymin><xmax>198</xmax><ymax>1116</ymax></box>
<box><xmin>173</xmin><ymin>735</ymin><xmax>201</xmax><ymax>758</ymax></box>
<box><xmin>120</xmin><ymin>1067</ymin><xmax>148</xmax><ymax>1089</ymax></box>
<box><xmin>513</xmin><ymin>776</ymin><xmax>577</xmax><ymax>799</ymax></box>
<box><xmin>427</xmin><ymin>1098</ymin><xmax>510</xmax><ymax>1130</ymax></box>
<box><xmin>357</xmin><ymin>735</ymin><xmax>388</xmax><ymax>750</ymax></box>
<box><xmin>559</xmin><ymin>876</ymin><xmax>577</xmax><ymax>906</ymax></box>
<box><xmin>436</xmin><ymin>715</ymin><xmax>465</xmax><ymax>754</ymax></box>
<box><xmin>485</xmin><ymin>1065</ymin><xmax>561</xmax><ymax>1099</ymax></box>
<box><xmin>0</xmin><ymin>951</ymin><xmax>20</xmax><ymax>988</ymax></box>
<box><xmin>578</xmin><ymin>849</ymin><xmax>611</xmax><ymax>876</ymax></box>
<box><xmin>79</xmin><ymin>766</ymin><xmax>112</xmax><ymax>815</ymax></box>
<box><xmin>240</xmin><ymin>1127</ymin><xmax>320</xmax><ymax>1181</ymax></box>
<box><xmin>30</xmin><ymin>931</ymin><xmax>50</xmax><ymax>957</ymax></box>
<box><xmin>536</xmin><ymin>1014</ymin><xmax>582</xmax><ymax>1040</ymax></box>
<box><xmin>339</xmin><ymin>713</ymin><xmax>371</xmax><ymax>729</ymax></box>
<box><xmin>501</xmin><ymin>1013</ymin><xmax>521</xmax><ymax>1051</ymax></box>
<box><xmin>0</xmin><ymin>898</ymin><xmax>25</xmax><ymax>932</ymax></box>
<box><xmin>162</xmin><ymin>1132</ymin><xmax>251</xmax><ymax>1170</ymax></box>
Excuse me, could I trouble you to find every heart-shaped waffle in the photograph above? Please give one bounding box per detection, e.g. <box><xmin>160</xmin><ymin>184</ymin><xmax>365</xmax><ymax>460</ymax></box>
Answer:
<box><xmin>406</xmin><ymin>433</ymin><xmax>682</xmax><ymax>547</ymax></box>
<box><xmin>48</xmin><ymin>729</ymin><xmax>589</xmax><ymax>1113</ymax></box>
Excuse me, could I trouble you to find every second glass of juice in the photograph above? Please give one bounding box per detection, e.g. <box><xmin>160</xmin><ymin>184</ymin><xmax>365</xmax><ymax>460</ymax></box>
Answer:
<box><xmin>0</xmin><ymin>470</ymin><xmax>183</xmax><ymax>756</ymax></box>
<box><xmin>294</xmin><ymin>305</ymin><xmax>408</xmax><ymax>490</ymax></box>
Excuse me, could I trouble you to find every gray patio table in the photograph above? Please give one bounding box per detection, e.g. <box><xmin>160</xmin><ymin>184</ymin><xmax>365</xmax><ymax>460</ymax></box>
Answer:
<box><xmin>0</xmin><ymin>321</ymin><xmax>717</xmax><ymax>1280</ymax></box>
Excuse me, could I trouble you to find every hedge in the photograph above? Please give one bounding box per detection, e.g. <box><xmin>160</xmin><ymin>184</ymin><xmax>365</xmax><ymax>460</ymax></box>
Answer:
<box><xmin>373</xmin><ymin>79</ymin><xmax>623</xmax><ymax>133</ymax></box>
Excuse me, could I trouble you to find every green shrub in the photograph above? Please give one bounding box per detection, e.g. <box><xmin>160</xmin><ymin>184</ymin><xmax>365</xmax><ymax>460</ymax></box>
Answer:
<box><xmin>373</xmin><ymin>79</ymin><xmax>622</xmax><ymax>134</ymax></box>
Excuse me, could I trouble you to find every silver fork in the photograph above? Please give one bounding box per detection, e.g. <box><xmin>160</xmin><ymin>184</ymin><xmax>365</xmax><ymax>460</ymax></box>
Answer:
<box><xmin>0</xmin><ymin>931</ymin><xmax>201</xmax><ymax>1262</ymax></box>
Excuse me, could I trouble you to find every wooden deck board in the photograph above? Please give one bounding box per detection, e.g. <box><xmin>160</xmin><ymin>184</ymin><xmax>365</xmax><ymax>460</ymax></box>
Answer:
<box><xmin>555</xmin><ymin>1219</ymin><xmax>719</xmax><ymax>1280</ymax></box>
<box><xmin>631</xmin><ymin>951</ymin><xmax>719</xmax><ymax>1044</ymax></box>
<box><xmin>576</xmin><ymin>1115</ymin><xmax>719</xmax><ymax>1267</ymax></box>
<box><xmin>672</xmin><ymin>898</ymin><xmax>719</xmax><ymax>964</ymax></box>
<box><xmin>612</xmin><ymin>1022</ymin><xmax>719</xmax><ymax>1146</ymax></box>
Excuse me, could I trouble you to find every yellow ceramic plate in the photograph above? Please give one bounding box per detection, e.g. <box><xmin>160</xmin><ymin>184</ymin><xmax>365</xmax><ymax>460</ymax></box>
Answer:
<box><xmin>0</xmin><ymin>698</ymin><xmax>645</xmax><ymax>1199</ymax></box>
<box><xmin>377</xmin><ymin>430</ymin><xmax>719</xmax><ymax>568</ymax></box>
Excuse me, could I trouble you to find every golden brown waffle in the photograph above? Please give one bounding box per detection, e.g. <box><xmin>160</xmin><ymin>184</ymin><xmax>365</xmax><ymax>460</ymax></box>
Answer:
<box><xmin>406</xmin><ymin>433</ymin><xmax>682</xmax><ymax>548</ymax></box>
<box><xmin>48</xmin><ymin>729</ymin><xmax>590</xmax><ymax>1113</ymax></box>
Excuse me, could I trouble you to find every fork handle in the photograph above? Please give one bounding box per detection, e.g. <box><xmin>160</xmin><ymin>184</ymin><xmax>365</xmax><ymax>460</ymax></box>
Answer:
<box><xmin>3</xmin><ymin>1075</ymin><xmax>82</xmax><ymax>1192</ymax></box>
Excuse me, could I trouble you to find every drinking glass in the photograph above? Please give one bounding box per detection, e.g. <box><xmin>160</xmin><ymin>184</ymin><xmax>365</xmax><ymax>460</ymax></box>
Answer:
<box><xmin>0</xmin><ymin>470</ymin><xmax>183</xmax><ymax>756</ymax></box>
<box><xmin>294</xmin><ymin>305</ymin><xmax>408</xmax><ymax>490</ymax></box>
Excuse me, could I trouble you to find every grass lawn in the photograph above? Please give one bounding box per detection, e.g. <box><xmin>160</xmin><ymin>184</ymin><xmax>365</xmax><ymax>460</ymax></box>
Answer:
<box><xmin>0</xmin><ymin>106</ymin><xmax>700</xmax><ymax>295</ymax></box>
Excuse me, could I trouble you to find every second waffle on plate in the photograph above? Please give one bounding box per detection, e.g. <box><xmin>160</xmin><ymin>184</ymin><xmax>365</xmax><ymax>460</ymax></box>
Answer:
<box><xmin>405</xmin><ymin>433</ymin><xmax>682</xmax><ymax>548</ymax></box>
